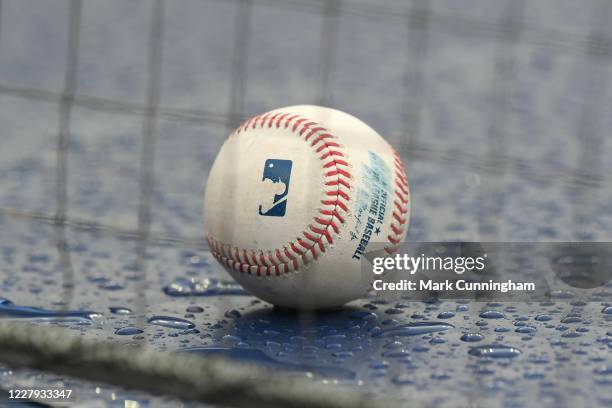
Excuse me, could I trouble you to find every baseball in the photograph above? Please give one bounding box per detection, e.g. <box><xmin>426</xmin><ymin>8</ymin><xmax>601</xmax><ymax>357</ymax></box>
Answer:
<box><xmin>204</xmin><ymin>105</ymin><xmax>410</xmax><ymax>309</ymax></box>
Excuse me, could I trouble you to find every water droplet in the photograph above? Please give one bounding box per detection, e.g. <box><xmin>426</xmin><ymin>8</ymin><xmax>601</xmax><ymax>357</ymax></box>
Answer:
<box><xmin>524</xmin><ymin>371</ymin><xmax>545</xmax><ymax>380</ymax></box>
<box><xmin>479</xmin><ymin>310</ymin><xmax>505</xmax><ymax>319</ymax></box>
<box><xmin>576</xmin><ymin>327</ymin><xmax>589</xmax><ymax>333</ymax></box>
<box><xmin>369</xmin><ymin>361</ymin><xmax>389</xmax><ymax>369</ymax></box>
<box><xmin>515</xmin><ymin>326</ymin><xmax>537</xmax><ymax>334</ymax></box>
<box><xmin>549</xmin><ymin>290</ymin><xmax>574</xmax><ymax>299</ymax></box>
<box><xmin>534</xmin><ymin>314</ymin><xmax>552</xmax><ymax>322</ymax></box>
<box><xmin>222</xmin><ymin>334</ymin><xmax>242</xmax><ymax>343</ymax></box>
<box><xmin>350</xmin><ymin>310</ymin><xmax>377</xmax><ymax>321</ymax></box>
<box><xmin>109</xmin><ymin>307</ymin><xmax>132</xmax><ymax>315</ymax></box>
<box><xmin>147</xmin><ymin>315</ymin><xmax>195</xmax><ymax>330</ymax></box>
<box><xmin>461</xmin><ymin>333</ymin><xmax>484</xmax><ymax>342</ymax></box>
<box><xmin>392</xmin><ymin>374</ymin><xmax>414</xmax><ymax>385</ymax></box>
<box><xmin>225</xmin><ymin>310</ymin><xmax>241</xmax><ymax>319</ymax></box>
<box><xmin>430</xmin><ymin>371</ymin><xmax>450</xmax><ymax>380</ymax></box>
<box><xmin>115</xmin><ymin>327</ymin><xmax>144</xmax><ymax>336</ymax></box>
<box><xmin>602</xmin><ymin>306</ymin><xmax>612</xmax><ymax>315</ymax></box>
<box><xmin>324</xmin><ymin>334</ymin><xmax>347</xmax><ymax>341</ymax></box>
<box><xmin>349</xmin><ymin>310</ymin><xmax>378</xmax><ymax>322</ymax></box>
<box><xmin>98</xmin><ymin>281</ymin><xmax>124</xmax><ymax>291</ymax></box>
<box><xmin>468</xmin><ymin>344</ymin><xmax>522</xmax><ymax>358</ymax></box>
<box><xmin>560</xmin><ymin>316</ymin><xmax>582</xmax><ymax>324</ymax></box>
<box><xmin>163</xmin><ymin>277</ymin><xmax>247</xmax><ymax>296</ymax></box>
<box><xmin>29</xmin><ymin>253</ymin><xmax>51</xmax><ymax>263</ymax></box>
<box><xmin>594</xmin><ymin>366</ymin><xmax>612</xmax><ymax>376</ymax></box>
<box><xmin>456</xmin><ymin>304</ymin><xmax>469</xmax><ymax>312</ymax></box>
<box><xmin>381</xmin><ymin>350</ymin><xmax>410</xmax><ymax>358</ymax></box>
<box><xmin>373</xmin><ymin>322</ymin><xmax>454</xmax><ymax>337</ymax></box>
<box><xmin>437</xmin><ymin>311</ymin><xmax>455</xmax><ymax>319</ymax></box>
<box><xmin>494</xmin><ymin>327</ymin><xmax>510</xmax><ymax>333</ymax></box>
<box><xmin>0</xmin><ymin>298</ymin><xmax>99</xmax><ymax>322</ymax></box>
<box><xmin>369</xmin><ymin>326</ymin><xmax>382</xmax><ymax>336</ymax></box>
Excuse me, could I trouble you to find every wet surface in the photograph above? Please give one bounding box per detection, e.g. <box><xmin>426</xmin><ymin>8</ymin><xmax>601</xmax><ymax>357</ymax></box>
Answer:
<box><xmin>0</xmin><ymin>216</ymin><xmax>610</xmax><ymax>407</ymax></box>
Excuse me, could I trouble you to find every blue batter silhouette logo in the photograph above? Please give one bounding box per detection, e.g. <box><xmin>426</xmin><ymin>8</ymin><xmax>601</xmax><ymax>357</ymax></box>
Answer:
<box><xmin>259</xmin><ymin>159</ymin><xmax>293</xmax><ymax>217</ymax></box>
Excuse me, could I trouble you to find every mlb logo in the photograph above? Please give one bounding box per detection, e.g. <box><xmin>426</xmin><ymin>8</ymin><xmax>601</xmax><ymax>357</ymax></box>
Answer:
<box><xmin>259</xmin><ymin>159</ymin><xmax>292</xmax><ymax>217</ymax></box>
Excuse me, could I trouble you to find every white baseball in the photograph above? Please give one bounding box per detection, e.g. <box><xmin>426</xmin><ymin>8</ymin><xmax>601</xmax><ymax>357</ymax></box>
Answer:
<box><xmin>204</xmin><ymin>105</ymin><xmax>410</xmax><ymax>309</ymax></box>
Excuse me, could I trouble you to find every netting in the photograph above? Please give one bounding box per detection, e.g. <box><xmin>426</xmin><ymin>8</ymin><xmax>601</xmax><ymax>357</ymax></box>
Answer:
<box><xmin>0</xmin><ymin>0</ymin><xmax>611</xmax><ymax>406</ymax></box>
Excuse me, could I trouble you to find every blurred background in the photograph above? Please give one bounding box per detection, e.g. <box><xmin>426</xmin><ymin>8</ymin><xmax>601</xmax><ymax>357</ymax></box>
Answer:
<box><xmin>0</xmin><ymin>0</ymin><xmax>611</xmax><ymax>407</ymax></box>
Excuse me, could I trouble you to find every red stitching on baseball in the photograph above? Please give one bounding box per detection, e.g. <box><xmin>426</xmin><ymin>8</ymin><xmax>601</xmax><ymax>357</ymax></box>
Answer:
<box><xmin>314</xmin><ymin>216</ymin><xmax>340</xmax><ymax>234</ymax></box>
<box><xmin>298</xmin><ymin>122</ymin><xmax>317</xmax><ymax>136</ymax></box>
<box><xmin>274</xmin><ymin>113</ymin><xmax>290</xmax><ymax>128</ymax></box>
<box><xmin>266</xmin><ymin>113</ymin><xmax>281</xmax><ymax>128</ymax></box>
<box><xmin>387</xmin><ymin>235</ymin><xmax>401</xmax><ymax>245</ymax></box>
<box><xmin>325</xmin><ymin>169</ymin><xmax>351</xmax><ymax>178</ymax></box>
<box><xmin>323</xmin><ymin>159</ymin><xmax>349</xmax><ymax>169</ymax></box>
<box><xmin>320</xmin><ymin>209</ymin><xmax>345</xmax><ymax>224</ymax></box>
<box><xmin>291</xmin><ymin>242</ymin><xmax>305</xmax><ymax>257</ymax></box>
<box><xmin>393</xmin><ymin>212</ymin><xmax>406</xmax><ymax>225</ymax></box>
<box><xmin>209</xmin><ymin>111</ymin><xmax>354</xmax><ymax>276</ymax></box>
<box><xmin>259</xmin><ymin>252</ymin><xmax>268</xmax><ymax>267</ymax></box>
<box><xmin>394</xmin><ymin>200</ymin><xmax>408</xmax><ymax>214</ymax></box>
<box><xmin>284</xmin><ymin>247</ymin><xmax>295</xmax><ymax>261</ymax></box>
<box><xmin>326</xmin><ymin>190</ymin><xmax>350</xmax><ymax>201</ymax></box>
<box><xmin>396</xmin><ymin>181</ymin><xmax>409</xmax><ymax>195</ymax></box>
<box><xmin>322</xmin><ymin>199</ymin><xmax>348</xmax><ymax>213</ymax></box>
<box><xmin>250</xmin><ymin>251</ymin><xmax>260</xmax><ymax>266</ymax></box>
<box><xmin>240</xmin><ymin>117</ymin><xmax>255</xmax><ymax>132</ymax></box>
<box><xmin>267</xmin><ymin>253</ymin><xmax>279</xmax><ymax>267</ymax></box>
<box><xmin>310</xmin><ymin>225</ymin><xmax>333</xmax><ymax>244</ymax></box>
<box><xmin>284</xmin><ymin>115</ymin><xmax>299</xmax><ymax>128</ymax></box>
<box><xmin>252</xmin><ymin>114</ymin><xmax>267</xmax><ymax>129</ymax></box>
<box><xmin>325</xmin><ymin>178</ymin><xmax>351</xmax><ymax>189</ymax></box>
<box><xmin>303</xmin><ymin>231</ymin><xmax>317</xmax><ymax>242</ymax></box>
<box><xmin>396</xmin><ymin>171</ymin><xmax>408</xmax><ymax>185</ymax></box>
<box><xmin>297</xmin><ymin>238</ymin><xmax>310</xmax><ymax>249</ymax></box>
<box><xmin>292</xmin><ymin>118</ymin><xmax>308</xmax><ymax>132</ymax></box>
<box><xmin>395</xmin><ymin>191</ymin><xmax>408</xmax><ymax>205</ymax></box>
<box><xmin>310</xmin><ymin>247</ymin><xmax>319</xmax><ymax>260</ymax></box>
<box><xmin>390</xmin><ymin>224</ymin><xmax>404</xmax><ymax>236</ymax></box>
<box><xmin>304</xmin><ymin>127</ymin><xmax>326</xmax><ymax>141</ymax></box>
<box><xmin>311</xmin><ymin>133</ymin><xmax>334</xmax><ymax>147</ymax></box>
<box><xmin>320</xmin><ymin>151</ymin><xmax>344</xmax><ymax>160</ymax></box>
<box><xmin>316</xmin><ymin>142</ymin><xmax>341</xmax><ymax>153</ymax></box>
<box><xmin>384</xmin><ymin>149</ymin><xmax>409</xmax><ymax>253</ymax></box>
